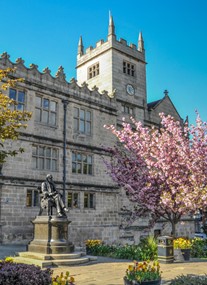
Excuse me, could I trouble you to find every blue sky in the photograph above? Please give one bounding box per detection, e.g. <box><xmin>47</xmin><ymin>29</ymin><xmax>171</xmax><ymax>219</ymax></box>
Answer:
<box><xmin>1</xmin><ymin>0</ymin><xmax>207</xmax><ymax>124</ymax></box>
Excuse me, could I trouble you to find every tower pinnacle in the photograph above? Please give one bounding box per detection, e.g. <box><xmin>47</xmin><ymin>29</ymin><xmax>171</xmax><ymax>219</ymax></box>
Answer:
<box><xmin>108</xmin><ymin>12</ymin><xmax>115</xmax><ymax>37</ymax></box>
<box><xmin>78</xmin><ymin>36</ymin><xmax>84</xmax><ymax>56</ymax></box>
<box><xmin>138</xmin><ymin>32</ymin><xmax>144</xmax><ymax>52</ymax></box>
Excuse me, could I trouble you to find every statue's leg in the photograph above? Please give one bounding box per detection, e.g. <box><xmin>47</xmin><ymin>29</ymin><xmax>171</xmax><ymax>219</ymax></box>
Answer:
<box><xmin>54</xmin><ymin>196</ymin><xmax>61</xmax><ymax>214</ymax></box>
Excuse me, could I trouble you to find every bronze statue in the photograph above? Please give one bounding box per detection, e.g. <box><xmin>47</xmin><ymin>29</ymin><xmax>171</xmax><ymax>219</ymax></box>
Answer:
<box><xmin>39</xmin><ymin>174</ymin><xmax>68</xmax><ymax>217</ymax></box>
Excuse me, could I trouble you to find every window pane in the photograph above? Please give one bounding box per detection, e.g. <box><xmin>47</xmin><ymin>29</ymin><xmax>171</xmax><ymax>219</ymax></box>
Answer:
<box><xmin>52</xmin><ymin>149</ymin><xmax>57</xmax><ymax>158</ymax></box>
<box><xmin>74</xmin><ymin>118</ymin><xmax>78</xmax><ymax>131</ymax></box>
<box><xmin>84</xmin><ymin>193</ymin><xmax>89</xmax><ymax>208</ymax></box>
<box><xmin>38</xmin><ymin>147</ymin><xmax>44</xmax><ymax>156</ymax></box>
<box><xmin>50</xmin><ymin>101</ymin><xmax>57</xmax><ymax>112</ymax></box>
<box><xmin>80</xmin><ymin>109</ymin><xmax>85</xmax><ymax>119</ymax></box>
<box><xmin>82</xmin><ymin>155</ymin><xmax>87</xmax><ymax>163</ymax></box>
<box><xmin>80</xmin><ymin>120</ymin><xmax>85</xmax><ymax>133</ymax></box>
<box><xmin>86</xmin><ymin>111</ymin><xmax>91</xmax><ymax>121</ymax></box>
<box><xmin>74</xmin><ymin>107</ymin><xmax>79</xmax><ymax>117</ymax></box>
<box><xmin>72</xmin><ymin>162</ymin><xmax>76</xmax><ymax>173</ymax></box>
<box><xmin>89</xmin><ymin>194</ymin><xmax>94</xmax><ymax>208</ymax></box>
<box><xmin>87</xmin><ymin>156</ymin><xmax>92</xmax><ymax>164</ymax></box>
<box><xmin>83</xmin><ymin>164</ymin><xmax>87</xmax><ymax>174</ymax></box>
<box><xmin>46</xmin><ymin>148</ymin><xmax>51</xmax><ymax>157</ymax></box>
<box><xmin>18</xmin><ymin>91</ymin><xmax>25</xmax><ymax>103</ymax></box>
<box><xmin>52</xmin><ymin>160</ymin><xmax>57</xmax><ymax>171</ymax></box>
<box><xmin>32</xmin><ymin>146</ymin><xmax>37</xmax><ymax>155</ymax></box>
<box><xmin>39</xmin><ymin>158</ymin><xmax>44</xmax><ymax>169</ymax></box>
<box><xmin>26</xmin><ymin>190</ymin><xmax>32</xmax><ymax>207</ymax></box>
<box><xmin>9</xmin><ymin>89</ymin><xmax>16</xmax><ymax>100</ymax></box>
<box><xmin>86</xmin><ymin>122</ymin><xmax>91</xmax><ymax>134</ymax></box>
<box><xmin>68</xmin><ymin>193</ymin><xmax>72</xmax><ymax>207</ymax></box>
<box><xmin>34</xmin><ymin>191</ymin><xmax>39</xmax><ymax>206</ymax></box>
<box><xmin>32</xmin><ymin>157</ymin><xmax>38</xmax><ymax>169</ymax></box>
<box><xmin>35</xmin><ymin>108</ymin><xmax>41</xmax><ymax>122</ymax></box>
<box><xmin>46</xmin><ymin>159</ymin><xmax>50</xmax><ymax>170</ymax></box>
<box><xmin>42</xmin><ymin>110</ymin><xmax>49</xmax><ymax>123</ymax></box>
<box><xmin>50</xmin><ymin>112</ymin><xmax>56</xmax><ymax>125</ymax></box>
<box><xmin>72</xmin><ymin>153</ymin><xmax>76</xmax><ymax>162</ymax></box>
<box><xmin>43</xmin><ymin>99</ymin><xmax>49</xmax><ymax>109</ymax></box>
<box><xmin>77</xmin><ymin>154</ymin><xmax>81</xmax><ymax>161</ymax></box>
<box><xmin>17</xmin><ymin>103</ymin><xmax>24</xmax><ymax>111</ymax></box>
<box><xmin>88</xmin><ymin>165</ymin><xmax>92</xmax><ymax>175</ymax></box>
<box><xmin>73</xmin><ymin>193</ymin><xmax>79</xmax><ymax>208</ymax></box>
<box><xmin>36</xmin><ymin>96</ymin><xmax>42</xmax><ymax>107</ymax></box>
<box><xmin>77</xmin><ymin>163</ymin><xmax>81</xmax><ymax>173</ymax></box>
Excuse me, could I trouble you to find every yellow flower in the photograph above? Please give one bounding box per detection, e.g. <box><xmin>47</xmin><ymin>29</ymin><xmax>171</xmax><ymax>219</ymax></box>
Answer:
<box><xmin>128</xmin><ymin>265</ymin><xmax>134</xmax><ymax>271</ymax></box>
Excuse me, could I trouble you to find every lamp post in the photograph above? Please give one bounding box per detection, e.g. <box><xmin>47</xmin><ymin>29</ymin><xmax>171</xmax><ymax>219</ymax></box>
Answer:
<box><xmin>62</xmin><ymin>99</ymin><xmax>69</xmax><ymax>203</ymax></box>
<box><xmin>193</xmin><ymin>210</ymin><xmax>202</xmax><ymax>233</ymax></box>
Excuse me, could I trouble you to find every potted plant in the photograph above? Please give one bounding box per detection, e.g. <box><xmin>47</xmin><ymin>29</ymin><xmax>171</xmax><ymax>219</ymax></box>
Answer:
<box><xmin>173</xmin><ymin>237</ymin><xmax>192</xmax><ymax>261</ymax></box>
<box><xmin>124</xmin><ymin>260</ymin><xmax>161</xmax><ymax>285</ymax></box>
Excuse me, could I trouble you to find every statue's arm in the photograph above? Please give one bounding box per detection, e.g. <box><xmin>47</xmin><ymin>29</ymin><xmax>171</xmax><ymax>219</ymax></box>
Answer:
<box><xmin>41</xmin><ymin>182</ymin><xmax>49</xmax><ymax>198</ymax></box>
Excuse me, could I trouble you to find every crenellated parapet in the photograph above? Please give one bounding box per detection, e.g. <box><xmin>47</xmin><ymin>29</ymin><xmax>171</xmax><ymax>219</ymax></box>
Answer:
<box><xmin>0</xmin><ymin>52</ymin><xmax>116</xmax><ymax>108</ymax></box>
<box><xmin>77</xmin><ymin>14</ymin><xmax>145</xmax><ymax>64</ymax></box>
<box><xmin>78</xmin><ymin>36</ymin><xmax>145</xmax><ymax>61</ymax></box>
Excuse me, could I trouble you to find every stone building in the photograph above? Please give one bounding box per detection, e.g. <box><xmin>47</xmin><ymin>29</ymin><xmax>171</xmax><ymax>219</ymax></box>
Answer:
<box><xmin>0</xmin><ymin>16</ymin><xmax>194</xmax><ymax>245</ymax></box>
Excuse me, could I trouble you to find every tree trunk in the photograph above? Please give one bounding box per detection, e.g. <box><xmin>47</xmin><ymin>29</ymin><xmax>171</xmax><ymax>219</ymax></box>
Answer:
<box><xmin>171</xmin><ymin>221</ymin><xmax>176</xmax><ymax>237</ymax></box>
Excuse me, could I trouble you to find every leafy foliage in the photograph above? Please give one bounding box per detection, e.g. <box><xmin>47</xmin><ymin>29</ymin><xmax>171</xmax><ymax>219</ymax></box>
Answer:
<box><xmin>0</xmin><ymin>68</ymin><xmax>31</xmax><ymax>163</ymax></box>
<box><xmin>0</xmin><ymin>261</ymin><xmax>52</xmax><ymax>285</ymax></box>
<box><xmin>191</xmin><ymin>238</ymin><xmax>207</xmax><ymax>258</ymax></box>
<box><xmin>85</xmin><ymin>236</ymin><xmax>158</xmax><ymax>260</ymax></box>
<box><xmin>170</xmin><ymin>274</ymin><xmax>207</xmax><ymax>285</ymax></box>
<box><xmin>104</xmin><ymin>113</ymin><xmax>207</xmax><ymax>235</ymax></box>
<box><xmin>125</xmin><ymin>260</ymin><xmax>161</xmax><ymax>283</ymax></box>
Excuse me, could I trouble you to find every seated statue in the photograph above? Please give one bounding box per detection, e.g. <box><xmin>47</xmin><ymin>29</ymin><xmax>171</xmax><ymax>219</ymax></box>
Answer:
<box><xmin>39</xmin><ymin>174</ymin><xmax>68</xmax><ymax>217</ymax></box>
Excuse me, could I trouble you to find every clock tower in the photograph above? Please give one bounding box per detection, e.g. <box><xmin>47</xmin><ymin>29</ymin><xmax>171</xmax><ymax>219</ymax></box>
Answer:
<box><xmin>76</xmin><ymin>14</ymin><xmax>147</xmax><ymax>124</ymax></box>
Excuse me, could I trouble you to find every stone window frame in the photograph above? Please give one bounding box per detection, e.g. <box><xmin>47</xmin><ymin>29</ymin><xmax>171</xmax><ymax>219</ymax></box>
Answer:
<box><xmin>35</xmin><ymin>94</ymin><xmax>58</xmax><ymax>127</ymax></box>
<box><xmin>123</xmin><ymin>60</ymin><xmax>135</xmax><ymax>77</ymax></box>
<box><xmin>32</xmin><ymin>145</ymin><xmax>58</xmax><ymax>171</ymax></box>
<box><xmin>9</xmin><ymin>88</ymin><xmax>26</xmax><ymax>111</ymax></box>
<box><xmin>84</xmin><ymin>192</ymin><xmax>95</xmax><ymax>209</ymax></box>
<box><xmin>67</xmin><ymin>192</ymin><xmax>80</xmax><ymax>209</ymax></box>
<box><xmin>72</xmin><ymin>151</ymin><xmax>93</xmax><ymax>175</ymax></box>
<box><xmin>121</xmin><ymin>103</ymin><xmax>134</xmax><ymax>115</ymax></box>
<box><xmin>73</xmin><ymin>106</ymin><xmax>92</xmax><ymax>135</ymax></box>
<box><xmin>26</xmin><ymin>189</ymin><xmax>39</xmax><ymax>207</ymax></box>
<box><xmin>88</xmin><ymin>62</ymin><xmax>99</xmax><ymax>79</ymax></box>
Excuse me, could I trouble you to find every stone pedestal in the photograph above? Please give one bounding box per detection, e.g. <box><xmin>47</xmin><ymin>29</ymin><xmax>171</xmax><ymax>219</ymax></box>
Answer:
<box><xmin>28</xmin><ymin>216</ymin><xmax>74</xmax><ymax>254</ymax></box>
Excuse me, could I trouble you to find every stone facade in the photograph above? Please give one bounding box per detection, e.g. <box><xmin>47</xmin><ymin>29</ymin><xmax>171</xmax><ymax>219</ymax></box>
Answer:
<box><xmin>0</xmin><ymin>16</ymin><xmax>193</xmax><ymax>245</ymax></box>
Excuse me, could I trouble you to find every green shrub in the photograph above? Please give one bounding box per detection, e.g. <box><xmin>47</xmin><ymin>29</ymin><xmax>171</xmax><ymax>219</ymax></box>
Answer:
<box><xmin>170</xmin><ymin>274</ymin><xmax>207</xmax><ymax>285</ymax></box>
<box><xmin>138</xmin><ymin>236</ymin><xmax>158</xmax><ymax>260</ymax></box>
<box><xmin>191</xmin><ymin>238</ymin><xmax>207</xmax><ymax>258</ymax></box>
<box><xmin>114</xmin><ymin>244</ymin><xmax>142</xmax><ymax>260</ymax></box>
<box><xmin>84</xmin><ymin>236</ymin><xmax>158</xmax><ymax>261</ymax></box>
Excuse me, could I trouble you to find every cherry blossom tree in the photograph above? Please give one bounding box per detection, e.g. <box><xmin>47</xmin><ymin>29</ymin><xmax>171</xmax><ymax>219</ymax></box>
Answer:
<box><xmin>104</xmin><ymin>113</ymin><xmax>207</xmax><ymax>236</ymax></box>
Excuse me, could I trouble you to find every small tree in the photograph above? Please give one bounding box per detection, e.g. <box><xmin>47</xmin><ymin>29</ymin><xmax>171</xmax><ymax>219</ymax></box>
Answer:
<box><xmin>104</xmin><ymin>113</ymin><xmax>207</xmax><ymax>236</ymax></box>
<box><xmin>0</xmin><ymin>68</ymin><xmax>31</xmax><ymax>163</ymax></box>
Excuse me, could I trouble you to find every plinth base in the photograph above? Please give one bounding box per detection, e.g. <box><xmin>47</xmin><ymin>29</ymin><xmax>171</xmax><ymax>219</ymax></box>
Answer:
<box><xmin>28</xmin><ymin>215</ymin><xmax>74</xmax><ymax>254</ymax></box>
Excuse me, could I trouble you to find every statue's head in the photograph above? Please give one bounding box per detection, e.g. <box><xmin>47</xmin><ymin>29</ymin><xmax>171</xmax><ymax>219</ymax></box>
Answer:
<box><xmin>46</xmin><ymin>174</ymin><xmax>53</xmax><ymax>182</ymax></box>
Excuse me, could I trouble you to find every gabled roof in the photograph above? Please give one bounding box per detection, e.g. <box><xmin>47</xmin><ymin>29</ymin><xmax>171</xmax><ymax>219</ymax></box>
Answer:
<box><xmin>147</xmin><ymin>92</ymin><xmax>183</xmax><ymax>121</ymax></box>
<box><xmin>147</xmin><ymin>99</ymin><xmax>162</xmax><ymax>110</ymax></box>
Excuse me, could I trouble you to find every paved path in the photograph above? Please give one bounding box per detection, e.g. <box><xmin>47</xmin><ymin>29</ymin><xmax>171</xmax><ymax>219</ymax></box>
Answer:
<box><xmin>1</xmin><ymin>245</ymin><xmax>207</xmax><ymax>285</ymax></box>
<box><xmin>52</xmin><ymin>257</ymin><xmax>207</xmax><ymax>285</ymax></box>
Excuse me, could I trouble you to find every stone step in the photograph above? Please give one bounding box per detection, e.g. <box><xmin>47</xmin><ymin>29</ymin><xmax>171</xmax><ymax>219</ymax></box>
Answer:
<box><xmin>17</xmin><ymin>251</ymin><xmax>83</xmax><ymax>260</ymax></box>
<box><xmin>12</xmin><ymin>255</ymin><xmax>96</xmax><ymax>268</ymax></box>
